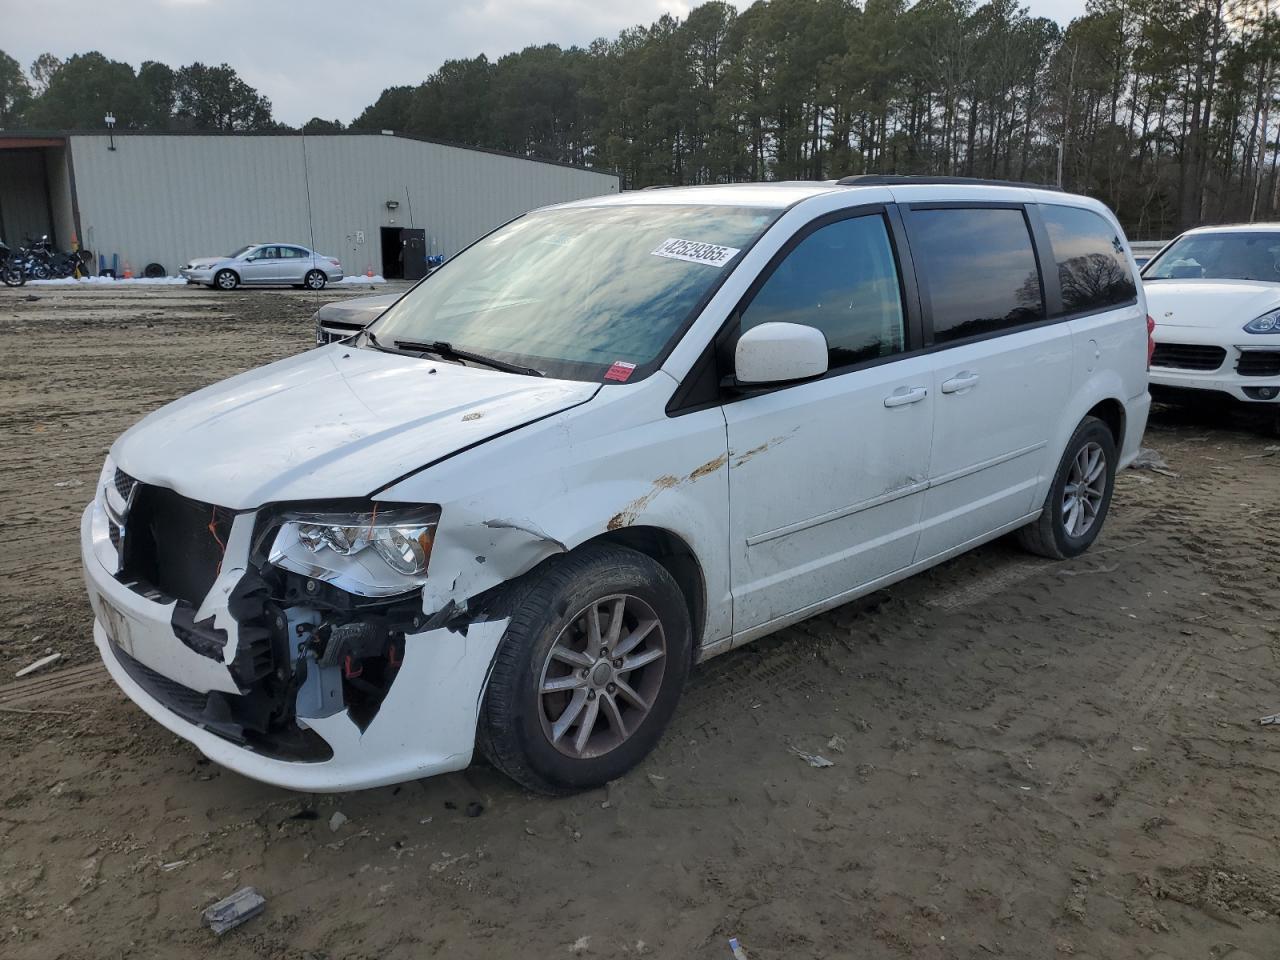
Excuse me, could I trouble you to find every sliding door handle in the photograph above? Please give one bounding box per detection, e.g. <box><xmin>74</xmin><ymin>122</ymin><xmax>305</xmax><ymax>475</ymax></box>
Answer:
<box><xmin>883</xmin><ymin>386</ymin><xmax>929</xmax><ymax>408</ymax></box>
<box><xmin>941</xmin><ymin>372</ymin><xmax>981</xmax><ymax>394</ymax></box>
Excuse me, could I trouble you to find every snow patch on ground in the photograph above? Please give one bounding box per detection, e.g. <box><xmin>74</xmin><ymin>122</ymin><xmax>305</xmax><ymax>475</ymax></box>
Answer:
<box><xmin>27</xmin><ymin>276</ymin><xmax>189</xmax><ymax>286</ymax></box>
<box><xmin>24</xmin><ymin>274</ymin><xmax>386</xmax><ymax>287</ymax></box>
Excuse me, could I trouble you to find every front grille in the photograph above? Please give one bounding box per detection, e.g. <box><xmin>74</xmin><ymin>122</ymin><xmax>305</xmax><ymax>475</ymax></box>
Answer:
<box><xmin>317</xmin><ymin>320</ymin><xmax>365</xmax><ymax>345</ymax></box>
<box><xmin>122</xmin><ymin>484</ymin><xmax>234</xmax><ymax>608</ymax></box>
<box><xmin>1150</xmin><ymin>343</ymin><xmax>1227</xmax><ymax>371</ymax></box>
<box><xmin>113</xmin><ymin>467</ymin><xmax>137</xmax><ymax>501</ymax></box>
<box><xmin>1236</xmin><ymin>350</ymin><xmax>1280</xmax><ymax>377</ymax></box>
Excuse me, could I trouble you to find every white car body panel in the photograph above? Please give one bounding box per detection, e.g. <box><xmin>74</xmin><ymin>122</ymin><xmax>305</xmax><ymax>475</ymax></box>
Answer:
<box><xmin>82</xmin><ymin>180</ymin><xmax>1150</xmax><ymax>792</ymax></box>
<box><xmin>111</xmin><ymin>346</ymin><xmax>599</xmax><ymax>509</ymax></box>
<box><xmin>1145</xmin><ymin>277</ymin><xmax>1280</xmax><ymax>403</ymax></box>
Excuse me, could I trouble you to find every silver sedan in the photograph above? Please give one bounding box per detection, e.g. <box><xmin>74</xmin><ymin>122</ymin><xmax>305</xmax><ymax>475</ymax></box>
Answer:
<box><xmin>180</xmin><ymin>243</ymin><xmax>344</xmax><ymax>290</ymax></box>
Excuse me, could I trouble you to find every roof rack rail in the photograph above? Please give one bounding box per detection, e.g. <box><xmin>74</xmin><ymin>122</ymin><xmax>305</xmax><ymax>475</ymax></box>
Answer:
<box><xmin>836</xmin><ymin>174</ymin><xmax>1060</xmax><ymax>191</ymax></box>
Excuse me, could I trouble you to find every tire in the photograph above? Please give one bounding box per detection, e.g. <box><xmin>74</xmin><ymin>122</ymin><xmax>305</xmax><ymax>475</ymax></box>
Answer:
<box><xmin>214</xmin><ymin>269</ymin><xmax>238</xmax><ymax>290</ymax></box>
<box><xmin>304</xmin><ymin>269</ymin><xmax>327</xmax><ymax>290</ymax></box>
<box><xmin>1017</xmin><ymin>415</ymin><xmax>1117</xmax><ymax>560</ymax></box>
<box><xmin>478</xmin><ymin>543</ymin><xmax>692</xmax><ymax>794</ymax></box>
<box><xmin>1</xmin><ymin>261</ymin><xmax>23</xmax><ymax>287</ymax></box>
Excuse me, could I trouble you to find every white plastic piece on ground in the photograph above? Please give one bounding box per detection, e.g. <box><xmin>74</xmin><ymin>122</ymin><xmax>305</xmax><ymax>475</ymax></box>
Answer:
<box><xmin>15</xmin><ymin>652</ymin><xmax>61</xmax><ymax>678</ymax></box>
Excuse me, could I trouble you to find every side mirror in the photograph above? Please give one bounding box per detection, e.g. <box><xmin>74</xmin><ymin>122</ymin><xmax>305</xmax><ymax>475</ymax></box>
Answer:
<box><xmin>734</xmin><ymin>321</ymin><xmax>829</xmax><ymax>385</ymax></box>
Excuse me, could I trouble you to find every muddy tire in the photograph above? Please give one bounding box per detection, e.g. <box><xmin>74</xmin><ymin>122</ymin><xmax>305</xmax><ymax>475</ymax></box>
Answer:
<box><xmin>477</xmin><ymin>543</ymin><xmax>691</xmax><ymax>795</ymax></box>
<box><xmin>214</xmin><ymin>269</ymin><xmax>238</xmax><ymax>291</ymax></box>
<box><xmin>1017</xmin><ymin>415</ymin><xmax>1117</xmax><ymax>560</ymax></box>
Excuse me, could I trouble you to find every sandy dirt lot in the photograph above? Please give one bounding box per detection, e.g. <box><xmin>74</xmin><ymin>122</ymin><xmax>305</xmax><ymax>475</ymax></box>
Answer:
<box><xmin>1</xmin><ymin>283</ymin><xmax>1279</xmax><ymax>960</ymax></box>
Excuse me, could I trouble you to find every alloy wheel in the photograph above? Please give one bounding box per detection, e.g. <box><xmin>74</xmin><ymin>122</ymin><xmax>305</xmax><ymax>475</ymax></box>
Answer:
<box><xmin>1062</xmin><ymin>440</ymin><xmax>1106</xmax><ymax>537</ymax></box>
<box><xmin>537</xmin><ymin>593</ymin><xmax>667</xmax><ymax>759</ymax></box>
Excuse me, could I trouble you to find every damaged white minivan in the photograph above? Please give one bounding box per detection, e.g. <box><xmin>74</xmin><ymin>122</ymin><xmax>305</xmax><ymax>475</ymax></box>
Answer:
<box><xmin>82</xmin><ymin>177</ymin><xmax>1150</xmax><ymax>794</ymax></box>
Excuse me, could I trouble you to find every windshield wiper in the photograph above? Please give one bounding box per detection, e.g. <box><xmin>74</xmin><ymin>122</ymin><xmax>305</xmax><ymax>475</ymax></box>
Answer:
<box><xmin>394</xmin><ymin>339</ymin><xmax>543</xmax><ymax>377</ymax></box>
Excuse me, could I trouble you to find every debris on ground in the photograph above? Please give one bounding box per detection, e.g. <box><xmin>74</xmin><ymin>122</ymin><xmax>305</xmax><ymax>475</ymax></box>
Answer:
<box><xmin>729</xmin><ymin>936</ymin><xmax>750</xmax><ymax>959</ymax></box>
<box><xmin>202</xmin><ymin>886</ymin><xmax>266</xmax><ymax>935</ymax></box>
<box><xmin>826</xmin><ymin>734</ymin><xmax>848</xmax><ymax>753</ymax></box>
<box><xmin>328</xmin><ymin>811</ymin><xmax>349</xmax><ymax>832</ymax></box>
<box><xmin>1129</xmin><ymin>447</ymin><xmax>1178</xmax><ymax>477</ymax></box>
<box><xmin>1259</xmin><ymin>713</ymin><xmax>1280</xmax><ymax>725</ymax></box>
<box><xmin>789</xmin><ymin>745</ymin><xmax>835</xmax><ymax>768</ymax></box>
<box><xmin>569</xmin><ymin>935</ymin><xmax>591</xmax><ymax>953</ymax></box>
<box><xmin>465</xmin><ymin>801</ymin><xmax>484</xmax><ymax>818</ymax></box>
<box><xmin>15</xmin><ymin>652</ymin><xmax>61</xmax><ymax>678</ymax></box>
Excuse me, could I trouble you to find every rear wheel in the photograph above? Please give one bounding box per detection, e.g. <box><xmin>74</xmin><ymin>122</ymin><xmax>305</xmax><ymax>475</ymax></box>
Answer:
<box><xmin>304</xmin><ymin>269</ymin><xmax>327</xmax><ymax>290</ymax></box>
<box><xmin>1017</xmin><ymin>415</ymin><xmax>1117</xmax><ymax>559</ymax></box>
<box><xmin>478</xmin><ymin>544</ymin><xmax>691</xmax><ymax>794</ymax></box>
<box><xmin>1</xmin><ymin>260</ymin><xmax>23</xmax><ymax>287</ymax></box>
<box><xmin>214</xmin><ymin>269</ymin><xmax>238</xmax><ymax>290</ymax></box>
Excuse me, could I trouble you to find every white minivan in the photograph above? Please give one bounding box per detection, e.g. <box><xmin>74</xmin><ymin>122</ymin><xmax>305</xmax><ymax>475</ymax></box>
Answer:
<box><xmin>82</xmin><ymin>177</ymin><xmax>1151</xmax><ymax>794</ymax></box>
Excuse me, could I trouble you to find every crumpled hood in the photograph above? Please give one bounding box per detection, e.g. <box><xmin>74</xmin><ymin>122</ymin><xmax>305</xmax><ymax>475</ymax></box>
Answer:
<box><xmin>1145</xmin><ymin>279</ymin><xmax>1280</xmax><ymax>328</ymax></box>
<box><xmin>112</xmin><ymin>346</ymin><xmax>600</xmax><ymax>509</ymax></box>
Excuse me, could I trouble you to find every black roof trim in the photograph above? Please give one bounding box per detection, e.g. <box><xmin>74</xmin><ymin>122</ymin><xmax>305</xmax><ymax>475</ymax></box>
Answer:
<box><xmin>837</xmin><ymin>174</ymin><xmax>1060</xmax><ymax>191</ymax></box>
<box><xmin>0</xmin><ymin>128</ymin><xmax>618</xmax><ymax>179</ymax></box>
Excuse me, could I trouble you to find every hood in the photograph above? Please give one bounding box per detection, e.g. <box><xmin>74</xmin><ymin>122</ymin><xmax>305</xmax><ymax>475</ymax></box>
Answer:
<box><xmin>1144</xmin><ymin>279</ymin><xmax>1280</xmax><ymax>328</ymax></box>
<box><xmin>316</xmin><ymin>293</ymin><xmax>401</xmax><ymax>325</ymax></box>
<box><xmin>186</xmin><ymin>256</ymin><xmax>224</xmax><ymax>268</ymax></box>
<box><xmin>112</xmin><ymin>346</ymin><xmax>600</xmax><ymax>509</ymax></box>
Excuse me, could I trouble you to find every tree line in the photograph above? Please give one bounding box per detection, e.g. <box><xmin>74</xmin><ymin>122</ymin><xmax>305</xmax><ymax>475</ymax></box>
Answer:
<box><xmin>3</xmin><ymin>0</ymin><xmax>1279</xmax><ymax>238</ymax></box>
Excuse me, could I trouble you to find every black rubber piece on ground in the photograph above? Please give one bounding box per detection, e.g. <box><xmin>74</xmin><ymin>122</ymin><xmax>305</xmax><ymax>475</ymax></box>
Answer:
<box><xmin>477</xmin><ymin>543</ymin><xmax>691</xmax><ymax>795</ymax></box>
<box><xmin>1016</xmin><ymin>415</ymin><xmax>1117</xmax><ymax>560</ymax></box>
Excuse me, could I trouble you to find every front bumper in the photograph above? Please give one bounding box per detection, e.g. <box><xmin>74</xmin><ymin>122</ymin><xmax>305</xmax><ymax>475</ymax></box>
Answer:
<box><xmin>180</xmin><ymin>267</ymin><xmax>216</xmax><ymax>284</ymax></box>
<box><xmin>1151</xmin><ymin>328</ymin><xmax>1280</xmax><ymax>403</ymax></box>
<box><xmin>81</xmin><ymin>501</ymin><xmax>506</xmax><ymax>792</ymax></box>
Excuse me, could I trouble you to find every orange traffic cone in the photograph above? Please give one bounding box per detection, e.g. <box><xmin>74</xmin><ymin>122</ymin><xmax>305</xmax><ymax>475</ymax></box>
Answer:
<box><xmin>365</xmin><ymin>265</ymin><xmax>373</xmax><ymax>277</ymax></box>
<box><xmin>123</xmin><ymin>262</ymin><xmax>134</xmax><ymax>279</ymax></box>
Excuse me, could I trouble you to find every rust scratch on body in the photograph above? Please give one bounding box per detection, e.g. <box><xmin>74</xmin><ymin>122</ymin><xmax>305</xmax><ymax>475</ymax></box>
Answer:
<box><xmin>608</xmin><ymin>453</ymin><xmax>730</xmax><ymax>530</ymax></box>
<box><xmin>733</xmin><ymin>432</ymin><xmax>794</xmax><ymax>467</ymax></box>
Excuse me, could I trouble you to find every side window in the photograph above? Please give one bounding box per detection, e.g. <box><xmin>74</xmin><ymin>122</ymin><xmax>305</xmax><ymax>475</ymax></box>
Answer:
<box><xmin>739</xmin><ymin>213</ymin><xmax>906</xmax><ymax>369</ymax></box>
<box><xmin>909</xmin><ymin>207</ymin><xmax>1044</xmax><ymax>344</ymax></box>
<box><xmin>254</xmin><ymin>246</ymin><xmax>276</xmax><ymax>260</ymax></box>
<box><xmin>1040</xmin><ymin>204</ymin><xmax>1137</xmax><ymax>314</ymax></box>
<box><xmin>283</xmin><ymin>247</ymin><xmax>307</xmax><ymax>259</ymax></box>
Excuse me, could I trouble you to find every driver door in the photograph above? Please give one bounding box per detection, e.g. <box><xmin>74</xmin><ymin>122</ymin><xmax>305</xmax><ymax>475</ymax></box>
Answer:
<box><xmin>240</xmin><ymin>246</ymin><xmax>278</xmax><ymax>284</ymax></box>
<box><xmin>724</xmin><ymin>209</ymin><xmax>934</xmax><ymax>636</ymax></box>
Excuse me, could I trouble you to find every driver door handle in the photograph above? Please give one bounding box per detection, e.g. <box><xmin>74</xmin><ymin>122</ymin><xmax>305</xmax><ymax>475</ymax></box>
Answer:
<box><xmin>884</xmin><ymin>386</ymin><xmax>929</xmax><ymax>408</ymax></box>
<box><xmin>941</xmin><ymin>372</ymin><xmax>981</xmax><ymax>394</ymax></box>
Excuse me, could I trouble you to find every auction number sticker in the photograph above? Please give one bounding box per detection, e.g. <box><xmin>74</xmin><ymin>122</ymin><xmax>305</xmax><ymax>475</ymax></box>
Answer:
<box><xmin>651</xmin><ymin>237</ymin><xmax>740</xmax><ymax>267</ymax></box>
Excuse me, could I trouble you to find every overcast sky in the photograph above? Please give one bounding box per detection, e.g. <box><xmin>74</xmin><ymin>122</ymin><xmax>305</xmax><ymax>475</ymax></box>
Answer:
<box><xmin>6</xmin><ymin>0</ymin><xmax>1088</xmax><ymax>127</ymax></box>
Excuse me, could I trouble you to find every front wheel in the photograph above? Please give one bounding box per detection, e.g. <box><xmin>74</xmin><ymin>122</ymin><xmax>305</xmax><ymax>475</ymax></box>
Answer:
<box><xmin>1</xmin><ymin>261</ymin><xmax>24</xmax><ymax>287</ymax></box>
<box><xmin>478</xmin><ymin>544</ymin><xmax>691</xmax><ymax>794</ymax></box>
<box><xmin>304</xmin><ymin>269</ymin><xmax>327</xmax><ymax>290</ymax></box>
<box><xmin>1017</xmin><ymin>415</ymin><xmax>1117</xmax><ymax>559</ymax></box>
<box><xmin>214</xmin><ymin>269</ymin><xmax>238</xmax><ymax>290</ymax></box>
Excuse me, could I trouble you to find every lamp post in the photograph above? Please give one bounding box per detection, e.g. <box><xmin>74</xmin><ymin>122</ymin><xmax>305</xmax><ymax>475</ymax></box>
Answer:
<box><xmin>105</xmin><ymin>112</ymin><xmax>116</xmax><ymax>151</ymax></box>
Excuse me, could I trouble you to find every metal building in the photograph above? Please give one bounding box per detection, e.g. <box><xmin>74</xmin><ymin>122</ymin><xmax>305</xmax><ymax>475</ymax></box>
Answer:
<box><xmin>0</xmin><ymin>131</ymin><xmax>620</xmax><ymax>279</ymax></box>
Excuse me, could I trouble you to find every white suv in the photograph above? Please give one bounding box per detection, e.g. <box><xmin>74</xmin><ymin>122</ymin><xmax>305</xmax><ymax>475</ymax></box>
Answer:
<box><xmin>81</xmin><ymin>177</ymin><xmax>1150</xmax><ymax>794</ymax></box>
<box><xmin>1142</xmin><ymin>224</ymin><xmax>1280</xmax><ymax>427</ymax></box>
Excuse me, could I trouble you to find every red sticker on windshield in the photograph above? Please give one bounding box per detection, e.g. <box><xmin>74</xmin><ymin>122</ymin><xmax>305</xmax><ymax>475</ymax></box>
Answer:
<box><xmin>604</xmin><ymin>361</ymin><xmax>637</xmax><ymax>382</ymax></box>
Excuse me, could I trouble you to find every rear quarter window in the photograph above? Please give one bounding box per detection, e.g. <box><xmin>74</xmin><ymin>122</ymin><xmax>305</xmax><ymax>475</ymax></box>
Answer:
<box><xmin>1040</xmin><ymin>204</ymin><xmax>1137</xmax><ymax>314</ymax></box>
<box><xmin>908</xmin><ymin>207</ymin><xmax>1045</xmax><ymax>344</ymax></box>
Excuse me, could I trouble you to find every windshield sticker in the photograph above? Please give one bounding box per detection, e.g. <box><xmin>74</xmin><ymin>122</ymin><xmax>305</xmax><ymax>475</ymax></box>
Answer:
<box><xmin>604</xmin><ymin>360</ymin><xmax>637</xmax><ymax>382</ymax></box>
<box><xmin>651</xmin><ymin>238</ymin><xmax>740</xmax><ymax>267</ymax></box>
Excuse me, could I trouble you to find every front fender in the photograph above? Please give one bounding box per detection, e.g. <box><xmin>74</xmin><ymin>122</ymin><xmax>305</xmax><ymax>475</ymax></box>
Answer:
<box><xmin>376</xmin><ymin>377</ymin><xmax>734</xmax><ymax>647</ymax></box>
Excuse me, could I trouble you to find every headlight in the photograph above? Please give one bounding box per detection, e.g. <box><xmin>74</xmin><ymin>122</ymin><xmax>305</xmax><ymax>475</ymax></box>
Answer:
<box><xmin>1244</xmin><ymin>309</ymin><xmax>1280</xmax><ymax>333</ymax></box>
<box><xmin>269</xmin><ymin>503</ymin><xmax>440</xmax><ymax>597</ymax></box>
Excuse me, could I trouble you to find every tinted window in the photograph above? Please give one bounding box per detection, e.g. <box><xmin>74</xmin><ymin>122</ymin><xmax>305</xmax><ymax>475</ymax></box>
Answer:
<box><xmin>911</xmin><ymin>208</ymin><xmax>1044</xmax><ymax>343</ymax></box>
<box><xmin>254</xmin><ymin>247</ymin><xmax>277</xmax><ymax>259</ymax></box>
<box><xmin>279</xmin><ymin>247</ymin><xmax>304</xmax><ymax>259</ymax></box>
<box><xmin>1041</xmin><ymin>204</ymin><xmax>1136</xmax><ymax>312</ymax></box>
<box><xmin>739</xmin><ymin>214</ymin><xmax>905</xmax><ymax>368</ymax></box>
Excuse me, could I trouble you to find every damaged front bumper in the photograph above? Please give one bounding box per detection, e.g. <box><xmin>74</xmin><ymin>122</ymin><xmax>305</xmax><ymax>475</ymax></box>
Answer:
<box><xmin>81</xmin><ymin>498</ymin><xmax>510</xmax><ymax>792</ymax></box>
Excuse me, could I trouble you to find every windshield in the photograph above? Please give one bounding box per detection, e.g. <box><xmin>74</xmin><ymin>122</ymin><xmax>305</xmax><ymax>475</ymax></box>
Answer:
<box><xmin>226</xmin><ymin>245</ymin><xmax>254</xmax><ymax>259</ymax></box>
<box><xmin>1143</xmin><ymin>232</ymin><xmax>1280</xmax><ymax>282</ymax></box>
<box><xmin>367</xmin><ymin>204</ymin><xmax>778</xmax><ymax>381</ymax></box>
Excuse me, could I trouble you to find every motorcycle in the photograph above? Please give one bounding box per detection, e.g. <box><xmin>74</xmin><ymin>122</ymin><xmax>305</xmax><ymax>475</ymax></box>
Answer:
<box><xmin>0</xmin><ymin>239</ymin><xmax>25</xmax><ymax>287</ymax></box>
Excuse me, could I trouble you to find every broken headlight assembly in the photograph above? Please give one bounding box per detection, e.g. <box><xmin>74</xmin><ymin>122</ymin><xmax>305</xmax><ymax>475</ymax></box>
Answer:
<box><xmin>268</xmin><ymin>504</ymin><xmax>441</xmax><ymax>598</ymax></box>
